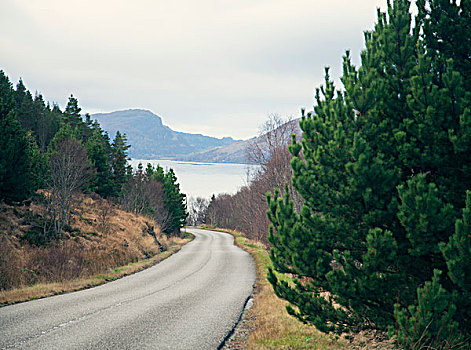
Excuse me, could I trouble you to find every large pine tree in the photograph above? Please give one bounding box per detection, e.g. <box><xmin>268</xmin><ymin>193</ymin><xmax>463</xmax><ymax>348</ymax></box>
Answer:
<box><xmin>267</xmin><ymin>0</ymin><xmax>471</xmax><ymax>343</ymax></box>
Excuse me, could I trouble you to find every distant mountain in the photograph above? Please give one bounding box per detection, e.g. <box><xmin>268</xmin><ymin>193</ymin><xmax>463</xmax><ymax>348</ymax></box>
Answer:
<box><xmin>180</xmin><ymin>118</ymin><xmax>302</xmax><ymax>164</ymax></box>
<box><xmin>91</xmin><ymin>109</ymin><xmax>240</xmax><ymax>161</ymax></box>
<box><xmin>180</xmin><ymin>139</ymin><xmax>252</xmax><ymax>164</ymax></box>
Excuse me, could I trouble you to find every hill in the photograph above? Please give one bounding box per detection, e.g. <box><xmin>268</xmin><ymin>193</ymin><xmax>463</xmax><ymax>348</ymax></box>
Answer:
<box><xmin>180</xmin><ymin>118</ymin><xmax>302</xmax><ymax>164</ymax></box>
<box><xmin>91</xmin><ymin>109</ymin><xmax>239</xmax><ymax>161</ymax></box>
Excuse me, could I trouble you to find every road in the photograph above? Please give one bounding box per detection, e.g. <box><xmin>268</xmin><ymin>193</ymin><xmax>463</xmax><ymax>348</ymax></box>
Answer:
<box><xmin>0</xmin><ymin>228</ymin><xmax>256</xmax><ymax>349</ymax></box>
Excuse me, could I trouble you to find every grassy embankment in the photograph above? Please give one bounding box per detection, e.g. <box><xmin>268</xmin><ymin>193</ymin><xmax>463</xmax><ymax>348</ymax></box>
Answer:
<box><xmin>202</xmin><ymin>226</ymin><xmax>345</xmax><ymax>350</ymax></box>
<box><xmin>0</xmin><ymin>194</ymin><xmax>192</xmax><ymax>306</ymax></box>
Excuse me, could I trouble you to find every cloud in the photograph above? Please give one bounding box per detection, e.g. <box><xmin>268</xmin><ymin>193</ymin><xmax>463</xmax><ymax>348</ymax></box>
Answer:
<box><xmin>1</xmin><ymin>0</ymin><xmax>386</xmax><ymax>139</ymax></box>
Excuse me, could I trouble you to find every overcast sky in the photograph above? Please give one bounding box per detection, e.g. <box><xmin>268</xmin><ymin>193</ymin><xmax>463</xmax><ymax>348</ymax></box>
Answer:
<box><xmin>1</xmin><ymin>0</ymin><xmax>387</xmax><ymax>139</ymax></box>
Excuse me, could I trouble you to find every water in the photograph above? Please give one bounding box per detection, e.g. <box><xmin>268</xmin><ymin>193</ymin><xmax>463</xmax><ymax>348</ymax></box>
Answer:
<box><xmin>130</xmin><ymin>159</ymin><xmax>253</xmax><ymax>199</ymax></box>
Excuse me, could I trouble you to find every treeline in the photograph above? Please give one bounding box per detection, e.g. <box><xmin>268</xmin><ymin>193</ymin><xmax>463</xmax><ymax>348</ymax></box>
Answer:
<box><xmin>206</xmin><ymin>115</ymin><xmax>300</xmax><ymax>244</ymax></box>
<box><xmin>207</xmin><ymin>0</ymin><xmax>471</xmax><ymax>348</ymax></box>
<box><xmin>0</xmin><ymin>71</ymin><xmax>186</xmax><ymax>243</ymax></box>
<box><xmin>121</xmin><ymin>163</ymin><xmax>186</xmax><ymax>235</ymax></box>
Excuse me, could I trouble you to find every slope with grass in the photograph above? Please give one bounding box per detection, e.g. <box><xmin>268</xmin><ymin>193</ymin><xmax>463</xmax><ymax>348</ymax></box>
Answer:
<box><xmin>0</xmin><ymin>193</ymin><xmax>188</xmax><ymax>305</ymax></box>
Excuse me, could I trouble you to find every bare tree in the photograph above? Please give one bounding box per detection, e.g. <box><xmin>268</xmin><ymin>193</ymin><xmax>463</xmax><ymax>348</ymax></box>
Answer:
<box><xmin>46</xmin><ymin>138</ymin><xmax>90</xmax><ymax>237</ymax></box>
<box><xmin>187</xmin><ymin>197</ymin><xmax>209</xmax><ymax>226</ymax></box>
<box><xmin>98</xmin><ymin>199</ymin><xmax>114</xmax><ymax>234</ymax></box>
<box><xmin>120</xmin><ymin>168</ymin><xmax>148</xmax><ymax>214</ymax></box>
<box><xmin>207</xmin><ymin>114</ymin><xmax>303</xmax><ymax>244</ymax></box>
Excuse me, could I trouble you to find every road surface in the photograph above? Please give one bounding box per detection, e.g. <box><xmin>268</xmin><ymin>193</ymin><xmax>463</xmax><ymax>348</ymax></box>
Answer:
<box><xmin>0</xmin><ymin>228</ymin><xmax>256</xmax><ymax>349</ymax></box>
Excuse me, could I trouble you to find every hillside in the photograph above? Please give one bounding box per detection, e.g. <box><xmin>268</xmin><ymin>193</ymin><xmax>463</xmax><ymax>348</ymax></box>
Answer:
<box><xmin>0</xmin><ymin>193</ymin><xmax>173</xmax><ymax>294</ymax></box>
<box><xmin>91</xmin><ymin>109</ymin><xmax>239</xmax><ymax>161</ymax></box>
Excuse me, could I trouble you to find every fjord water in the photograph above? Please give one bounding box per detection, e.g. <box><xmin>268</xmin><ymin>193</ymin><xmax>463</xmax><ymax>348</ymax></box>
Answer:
<box><xmin>130</xmin><ymin>159</ymin><xmax>252</xmax><ymax>198</ymax></box>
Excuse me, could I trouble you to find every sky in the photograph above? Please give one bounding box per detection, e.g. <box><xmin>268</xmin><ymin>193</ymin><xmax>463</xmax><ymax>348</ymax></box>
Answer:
<box><xmin>1</xmin><ymin>0</ymin><xmax>388</xmax><ymax>140</ymax></box>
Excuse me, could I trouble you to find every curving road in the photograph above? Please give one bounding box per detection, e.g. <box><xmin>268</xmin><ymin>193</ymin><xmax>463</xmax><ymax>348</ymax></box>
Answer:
<box><xmin>0</xmin><ymin>228</ymin><xmax>255</xmax><ymax>349</ymax></box>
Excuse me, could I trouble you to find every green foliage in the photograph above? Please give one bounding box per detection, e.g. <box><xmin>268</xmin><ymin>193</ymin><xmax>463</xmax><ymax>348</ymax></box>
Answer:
<box><xmin>150</xmin><ymin>165</ymin><xmax>187</xmax><ymax>235</ymax></box>
<box><xmin>111</xmin><ymin>131</ymin><xmax>131</xmax><ymax>197</ymax></box>
<box><xmin>267</xmin><ymin>0</ymin><xmax>471</xmax><ymax>345</ymax></box>
<box><xmin>86</xmin><ymin>128</ymin><xmax>114</xmax><ymax>197</ymax></box>
<box><xmin>440</xmin><ymin>191</ymin><xmax>471</xmax><ymax>333</ymax></box>
<box><xmin>0</xmin><ymin>111</ymin><xmax>33</xmax><ymax>202</ymax></box>
<box><xmin>0</xmin><ymin>70</ymin><xmax>15</xmax><ymax>116</ymax></box>
<box><xmin>391</xmin><ymin>270</ymin><xmax>462</xmax><ymax>349</ymax></box>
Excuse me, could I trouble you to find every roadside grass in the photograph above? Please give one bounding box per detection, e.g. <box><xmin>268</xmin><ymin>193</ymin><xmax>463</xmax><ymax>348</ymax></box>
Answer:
<box><xmin>0</xmin><ymin>235</ymin><xmax>192</xmax><ymax>306</ymax></box>
<box><xmin>203</xmin><ymin>227</ymin><xmax>345</xmax><ymax>350</ymax></box>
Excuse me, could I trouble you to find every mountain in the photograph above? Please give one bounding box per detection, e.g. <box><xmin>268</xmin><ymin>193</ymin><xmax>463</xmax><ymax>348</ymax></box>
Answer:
<box><xmin>91</xmin><ymin>109</ymin><xmax>240</xmax><ymax>161</ymax></box>
<box><xmin>180</xmin><ymin>138</ymin><xmax>252</xmax><ymax>164</ymax></box>
<box><xmin>180</xmin><ymin>118</ymin><xmax>302</xmax><ymax>164</ymax></box>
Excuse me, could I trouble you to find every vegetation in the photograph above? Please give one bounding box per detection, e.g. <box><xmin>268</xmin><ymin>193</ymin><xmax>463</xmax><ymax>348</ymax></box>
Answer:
<box><xmin>121</xmin><ymin>162</ymin><xmax>187</xmax><ymax>235</ymax></box>
<box><xmin>266</xmin><ymin>0</ymin><xmax>471</xmax><ymax>347</ymax></box>
<box><xmin>206</xmin><ymin>115</ymin><xmax>300</xmax><ymax>244</ymax></box>
<box><xmin>0</xmin><ymin>194</ymin><xmax>192</xmax><ymax>305</ymax></box>
<box><xmin>0</xmin><ymin>71</ymin><xmax>188</xmax><ymax>292</ymax></box>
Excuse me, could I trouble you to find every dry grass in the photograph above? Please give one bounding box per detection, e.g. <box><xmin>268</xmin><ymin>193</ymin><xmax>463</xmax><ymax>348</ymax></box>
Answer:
<box><xmin>0</xmin><ymin>193</ymin><xmax>193</xmax><ymax>305</ymax></box>
<box><xmin>0</xmin><ymin>236</ymin><xmax>191</xmax><ymax>306</ymax></box>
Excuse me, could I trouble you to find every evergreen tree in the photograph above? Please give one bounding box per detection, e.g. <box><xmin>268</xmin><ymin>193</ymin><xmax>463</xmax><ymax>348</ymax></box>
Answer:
<box><xmin>111</xmin><ymin>131</ymin><xmax>130</xmax><ymax>197</ymax></box>
<box><xmin>63</xmin><ymin>94</ymin><xmax>91</xmax><ymax>141</ymax></box>
<box><xmin>0</xmin><ymin>70</ymin><xmax>15</xmax><ymax>117</ymax></box>
<box><xmin>267</xmin><ymin>0</ymin><xmax>471</xmax><ymax>342</ymax></box>
<box><xmin>63</xmin><ymin>94</ymin><xmax>82</xmax><ymax>127</ymax></box>
<box><xmin>25</xmin><ymin>131</ymin><xmax>47</xmax><ymax>190</ymax></box>
<box><xmin>152</xmin><ymin>166</ymin><xmax>187</xmax><ymax>235</ymax></box>
<box><xmin>14</xmin><ymin>79</ymin><xmax>36</xmax><ymax>132</ymax></box>
<box><xmin>86</xmin><ymin>128</ymin><xmax>114</xmax><ymax>197</ymax></box>
<box><xmin>0</xmin><ymin>111</ymin><xmax>32</xmax><ymax>202</ymax></box>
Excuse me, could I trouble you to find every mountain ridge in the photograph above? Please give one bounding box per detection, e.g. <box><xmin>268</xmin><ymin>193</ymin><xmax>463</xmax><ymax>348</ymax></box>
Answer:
<box><xmin>91</xmin><ymin>109</ymin><xmax>245</xmax><ymax>163</ymax></box>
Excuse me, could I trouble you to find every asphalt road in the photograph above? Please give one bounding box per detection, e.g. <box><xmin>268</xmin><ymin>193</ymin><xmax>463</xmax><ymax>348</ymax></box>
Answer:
<box><xmin>0</xmin><ymin>228</ymin><xmax>256</xmax><ymax>350</ymax></box>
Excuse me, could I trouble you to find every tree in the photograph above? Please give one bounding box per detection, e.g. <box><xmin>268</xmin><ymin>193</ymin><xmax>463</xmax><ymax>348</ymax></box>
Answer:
<box><xmin>187</xmin><ymin>196</ymin><xmax>209</xmax><ymax>226</ymax></box>
<box><xmin>0</xmin><ymin>111</ymin><xmax>32</xmax><ymax>202</ymax></box>
<box><xmin>152</xmin><ymin>166</ymin><xmax>186</xmax><ymax>235</ymax></box>
<box><xmin>0</xmin><ymin>72</ymin><xmax>34</xmax><ymax>202</ymax></box>
<box><xmin>86</xmin><ymin>128</ymin><xmax>114</xmax><ymax>197</ymax></box>
<box><xmin>267</xmin><ymin>0</ymin><xmax>471</xmax><ymax>342</ymax></box>
<box><xmin>63</xmin><ymin>94</ymin><xmax>92</xmax><ymax>141</ymax></box>
<box><xmin>63</xmin><ymin>95</ymin><xmax>82</xmax><ymax>128</ymax></box>
<box><xmin>111</xmin><ymin>131</ymin><xmax>130</xmax><ymax>197</ymax></box>
<box><xmin>0</xmin><ymin>70</ymin><xmax>15</xmax><ymax>117</ymax></box>
<box><xmin>14</xmin><ymin>79</ymin><xmax>36</xmax><ymax>132</ymax></box>
<box><xmin>46</xmin><ymin>138</ymin><xmax>90</xmax><ymax>238</ymax></box>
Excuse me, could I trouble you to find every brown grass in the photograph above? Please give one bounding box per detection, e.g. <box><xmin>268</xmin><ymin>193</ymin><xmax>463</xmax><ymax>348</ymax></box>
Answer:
<box><xmin>0</xmin><ymin>236</ymin><xmax>191</xmax><ymax>306</ymax></box>
<box><xmin>0</xmin><ymin>193</ymin><xmax>192</xmax><ymax>305</ymax></box>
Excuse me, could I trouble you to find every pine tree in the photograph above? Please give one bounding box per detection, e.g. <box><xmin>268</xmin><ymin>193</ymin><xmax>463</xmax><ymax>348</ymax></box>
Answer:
<box><xmin>0</xmin><ymin>70</ymin><xmax>15</xmax><ymax>117</ymax></box>
<box><xmin>25</xmin><ymin>131</ymin><xmax>47</xmax><ymax>190</ymax></box>
<box><xmin>86</xmin><ymin>128</ymin><xmax>114</xmax><ymax>197</ymax></box>
<box><xmin>152</xmin><ymin>166</ymin><xmax>187</xmax><ymax>235</ymax></box>
<box><xmin>0</xmin><ymin>111</ymin><xmax>33</xmax><ymax>202</ymax></box>
<box><xmin>14</xmin><ymin>79</ymin><xmax>36</xmax><ymax>132</ymax></box>
<box><xmin>63</xmin><ymin>94</ymin><xmax>91</xmax><ymax>141</ymax></box>
<box><xmin>111</xmin><ymin>131</ymin><xmax>130</xmax><ymax>197</ymax></box>
<box><xmin>267</xmin><ymin>0</ymin><xmax>471</xmax><ymax>341</ymax></box>
<box><xmin>63</xmin><ymin>94</ymin><xmax>82</xmax><ymax>128</ymax></box>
